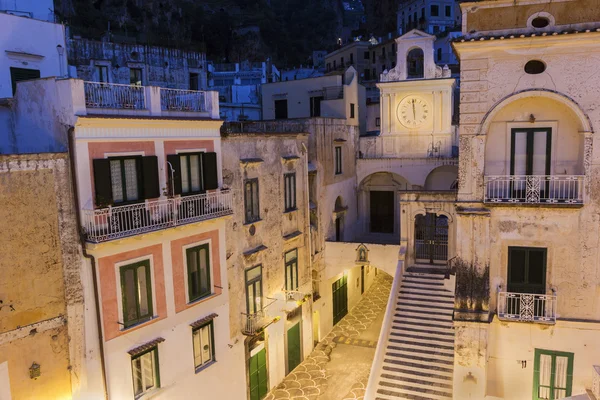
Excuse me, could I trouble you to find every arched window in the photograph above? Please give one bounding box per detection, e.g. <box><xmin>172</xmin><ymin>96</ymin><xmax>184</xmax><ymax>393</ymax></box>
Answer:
<box><xmin>407</xmin><ymin>48</ymin><xmax>424</xmax><ymax>79</ymax></box>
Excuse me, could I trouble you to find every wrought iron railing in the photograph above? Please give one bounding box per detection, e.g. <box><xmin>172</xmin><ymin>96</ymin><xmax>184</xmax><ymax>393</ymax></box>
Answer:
<box><xmin>240</xmin><ymin>297</ymin><xmax>277</xmax><ymax>336</ymax></box>
<box><xmin>484</xmin><ymin>175</ymin><xmax>584</xmax><ymax>204</ymax></box>
<box><xmin>497</xmin><ymin>292</ymin><xmax>557</xmax><ymax>323</ymax></box>
<box><xmin>84</xmin><ymin>81</ymin><xmax>146</xmax><ymax>109</ymax></box>
<box><xmin>160</xmin><ymin>88</ymin><xmax>208</xmax><ymax>112</ymax></box>
<box><xmin>323</xmin><ymin>86</ymin><xmax>344</xmax><ymax>100</ymax></box>
<box><xmin>82</xmin><ymin>190</ymin><xmax>233</xmax><ymax>243</ymax></box>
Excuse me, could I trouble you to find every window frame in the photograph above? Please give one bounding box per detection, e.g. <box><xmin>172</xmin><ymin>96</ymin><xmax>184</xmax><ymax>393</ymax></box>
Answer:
<box><xmin>186</xmin><ymin>243</ymin><xmax>212</xmax><ymax>303</ymax></box>
<box><xmin>285</xmin><ymin>249</ymin><xmax>299</xmax><ymax>291</ymax></box>
<box><xmin>131</xmin><ymin>346</ymin><xmax>160</xmax><ymax>398</ymax></box>
<box><xmin>192</xmin><ymin>321</ymin><xmax>216</xmax><ymax>371</ymax></box>
<box><xmin>350</xmin><ymin>103</ymin><xmax>356</xmax><ymax>119</ymax></box>
<box><xmin>120</xmin><ymin>260</ymin><xmax>154</xmax><ymax>328</ymax></box>
<box><xmin>309</xmin><ymin>96</ymin><xmax>323</xmax><ymax>117</ymax></box>
<box><xmin>335</xmin><ymin>146</ymin><xmax>343</xmax><ymax>175</ymax></box>
<box><xmin>507</xmin><ymin>246</ymin><xmax>547</xmax><ymax>294</ymax></box>
<box><xmin>284</xmin><ymin>173</ymin><xmax>297</xmax><ymax>212</ymax></box>
<box><xmin>108</xmin><ymin>155</ymin><xmax>143</xmax><ymax>205</ymax></box>
<box><xmin>533</xmin><ymin>348</ymin><xmax>574</xmax><ymax>400</ymax></box>
<box><xmin>96</xmin><ymin>65</ymin><xmax>109</xmax><ymax>83</ymax></box>
<box><xmin>445</xmin><ymin>5</ymin><xmax>452</xmax><ymax>17</ymax></box>
<box><xmin>130</xmin><ymin>68</ymin><xmax>143</xmax><ymax>86</ymax></box>
<box><xmin>430</xmin><ymin>4</ymin><xmax>439</xmax><ymax>16</ymax></box>
<box><xmin>244</xmin><ymin>178</ymin><xmax>260</xmax><ymax>224</ymax></box>
<box><xmin>178</xmin><ymin>152</ymin><xmax>206</xmax><ymax>195</ymax></box>
<box><xmin>274</xmin><ymin>99</ymin><xmax>288</xmax><ymax>119</ymax></box>
<box><xmin>245</xmin><ymin>265</ymin><xmax>263</xmax><ymax>314</ymax></box>
<box><xmin>510</xmin><ymin>127</ymin><xmax>552</xmax><ymax>177</ymax></box>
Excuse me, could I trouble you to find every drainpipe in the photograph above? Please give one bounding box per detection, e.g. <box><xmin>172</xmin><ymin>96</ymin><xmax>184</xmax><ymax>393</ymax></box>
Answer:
<box><xmin>67</xmin><ymin>127</ymin><xmax>108</xmax><ymax>400</ymax></box>
<box><xmin>301</xmin><ymin>142</ymin><xmax>313</xmax><ymax>284</ymax></box>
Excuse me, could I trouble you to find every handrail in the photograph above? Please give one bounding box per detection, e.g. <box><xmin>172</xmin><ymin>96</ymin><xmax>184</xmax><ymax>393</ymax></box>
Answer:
<box><xmin>485</xmin><ymin>175</ymin><xmax>584</xmax><ymax>204</ymax></box>
<box><xmin>160</xmin><ymin>88</ymin><xmax>209</xmax><ymax>112</ymax></box>
<box><xmin>364</xmin><ymin>261</ymin><xmax>404</xmax><ymax>400</ymax></box>
<box><xmin>84</xmin><ymin>81</ymin><xmax>146</xmax><ymax>109</ymax></box>
<box><xmin>497</xmin><ymin>291</ymin><xmax>557</xmax><ymax>323</ymax></box>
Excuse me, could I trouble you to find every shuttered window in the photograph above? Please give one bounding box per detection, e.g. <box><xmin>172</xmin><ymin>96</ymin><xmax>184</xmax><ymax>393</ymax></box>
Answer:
<box><xmin>192</xmin><ymin>322</ymin><xmax>215</xmax><ymax>370</ymax></box>
<box><xmin>10</xmin><ymin>67</ymin><xmax>40</xmax><ymax>95</ymax></box>
<box><xmin>534</xmin><ymin>349</ymin><xmax>573</xmax><ymax>400</ymax></box>
<box><xmin>284</xmin><ymin>173</ymin><xmax>296</xmax><ymax>212</ymax></box>
<box><xmin>131</xmin><ymin>347</ymin><xmax>160</xmax><ymax>397</ymax></box>
<box><xmin>167</xmin><ymin>152</ymin><xmax>219</xmax><ymax>196</ymax></box>
<box><xmin>285</xmin><ymin>249</ymin><xmax>298</xmax><ymax>291</ymax></box>
<box><xmin>244</xmin><ymin>178</ymin><xmax>260</xmax><ymax>223</ymax></box>
<box><xmin>335</xmin><ymin>147</ymin><xmax>343</xmax><ymax>175</ymax></box>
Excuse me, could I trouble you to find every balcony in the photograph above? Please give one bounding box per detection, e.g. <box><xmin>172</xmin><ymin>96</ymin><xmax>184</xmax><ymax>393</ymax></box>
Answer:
<box><xmin>84</xmin><ymin>82</ymin><xmax>146</xmax><ymax>110</ymax></box>
<box><xmin>160</xmin><ymin>88</ymin><xmax>208</xmax><ymax>112</ymax></box>
<box><xmin>82</xmin><ymin>190</ymin><xmax>233</xmax><ymax>243</ymax></box>
<box><xmin>484</xmin><ymin>175</ymin><xmax>584</xmax><ymax>205</ymax></box>
<box><xmin>241</xmin><ymin>297</ymin><xmax>278</xmax><ymax>336</ymax></box>
<box><xmin>497</xmin><ymin>292</ymin><xmax>557</xmax><ymax>324</ymax></box>
<box><xmin>323</xmin><ymin>86</ymin><xmax>344</xmax><ymax>100</ymax></box>
<box><xmin>221</xmin><ymin>120</ymin><xmax>306</xmax><ymax>135</ymax></box>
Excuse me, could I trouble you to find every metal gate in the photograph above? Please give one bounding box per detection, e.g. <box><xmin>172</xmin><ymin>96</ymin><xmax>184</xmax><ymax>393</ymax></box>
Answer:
<box><xmin>414</xmin><ymin>213</ymin><xmax>448</xmax><ymax>264</ymax></box>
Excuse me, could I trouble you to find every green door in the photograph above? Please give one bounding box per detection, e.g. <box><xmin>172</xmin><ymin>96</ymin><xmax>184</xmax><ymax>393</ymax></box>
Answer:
<box><xmin>287</xmin><ymin>323</ymin><xmax>301</xmax><ymax>373</ymax></box>
<box><xmin>332</xmin><ymin>274</ymin><xmax>348</xmax><ymax>325</ymax></box>
<box><xmin>249</xmin><ymin>349</ymin><xmax>268</xmax><ymax>400</ymax></box>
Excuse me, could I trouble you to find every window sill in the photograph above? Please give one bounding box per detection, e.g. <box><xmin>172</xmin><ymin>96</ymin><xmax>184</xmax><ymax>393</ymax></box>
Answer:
<box><xmin>244</xmin><ymin>218</ymin><xmax>263</xmax><ymax>226</ymax></box>
<box><xmin>195</xmin><ymin>360</ymin><xmax>217</xmax><ymax>374</ymax></box>
<box><xmin>120</xmin><ymin>315</ymin><xmax>158</xmax><ymax>331</ymax></box>
<box><xmin>187</xmin><ymin>292</ymin><xmax>218</xmax><ymax>306</ymax></box>
<box><xmin>284</xmin><ymin>208</ymin><xmax>298</xmax><ymax>214</ymax></box>
<box><xmin>135</xmin><ymin>386</ymin><xmax>163</xmax><ymax>400</ymax></box>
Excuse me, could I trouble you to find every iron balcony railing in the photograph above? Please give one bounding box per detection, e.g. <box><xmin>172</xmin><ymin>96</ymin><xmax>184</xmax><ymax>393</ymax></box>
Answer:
<box><xmin>82</xmin><ymin>190</ymin><xmax>233</xmax><ymax>243</ymax></box>
<box><xmin>160</xmin><ymin>88</ymin><xmax>209</xmax><ymax>112</ymax></box>
<box><xmin>497</xmin><ymin>292</ymin><xmax>557</xmax><ymax>324</ymax></box>
<box><xmin>84</xmin><ymin>81</ymin><xmax>146</xmax><ymax>109</ymax></box>
<box><xmin>323</xmin><ymin>86</ymin><xmax>344</xmax><ymax>100</ymax></box>
<box><xmin>241</xmin><ymin>297</ymin><xmax>278</xmax><ymax>336</ymax></box>
<box><xmin>484</xmin><ymin>175</ymin><xmax>584</xmax><ymax>204</ymax></box>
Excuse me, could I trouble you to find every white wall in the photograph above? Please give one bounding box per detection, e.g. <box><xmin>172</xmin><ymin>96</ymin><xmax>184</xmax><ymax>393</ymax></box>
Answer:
<box><xmin>0</xmin><ymin>0</ymin><xmax>54</xmax><ymax>21</ymax></box>
<box><xmin>0</xmin><ymin>13</ymin><xmax>66</xmax><ymax>98</ymax></box>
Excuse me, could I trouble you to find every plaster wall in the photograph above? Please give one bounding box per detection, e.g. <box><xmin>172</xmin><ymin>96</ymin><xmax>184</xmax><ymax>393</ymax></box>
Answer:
<box><xmin>0</xmin><ymin>13</ymin><xmax>66</xmax><ymax>99</ymax></box>
<box><xmin>323</xmin><ymin>241</ymin><xmax>401</xmax><ymax>278</ymax></box>
<box><xmin>0</xmin><ymin>0</ymin><xmax>54</xmax><ymax>21</ymax></box>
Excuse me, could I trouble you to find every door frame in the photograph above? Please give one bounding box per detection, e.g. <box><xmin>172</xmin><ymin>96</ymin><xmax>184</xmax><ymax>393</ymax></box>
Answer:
<box><xmin>285</xmin><ymin>321</ymin><xmax>302</xmax><ymax>375</ymax></box>
<box><xmin>369</xmin><ymin>190</ymin><xmax>395</xmax><ymax>234</ymax></box>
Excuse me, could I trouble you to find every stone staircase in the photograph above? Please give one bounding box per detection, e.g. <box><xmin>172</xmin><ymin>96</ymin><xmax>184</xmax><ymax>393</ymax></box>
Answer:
<box><xmin>373</xmin><ymin>268</ymin><xmax>455</xmax><ymax>400</ymax></box>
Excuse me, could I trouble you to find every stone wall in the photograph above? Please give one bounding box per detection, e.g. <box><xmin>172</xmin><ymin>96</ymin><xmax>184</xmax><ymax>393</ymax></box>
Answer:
<box><xmin>0</xmin><ymin>153</ymin><xmax>84</xmax><ymax>399</ymax></box>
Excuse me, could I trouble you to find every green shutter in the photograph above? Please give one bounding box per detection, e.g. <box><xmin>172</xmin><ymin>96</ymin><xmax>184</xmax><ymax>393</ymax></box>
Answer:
<box><xmin>92</xmin><ymin>158</ymin><xmax>113</xmax><ymax>207</ymax></box>
<box><xmin>142</xmin><ymin>156</ymin><xmax>160</xmax><ymax>199</ymax></box>
<box><xmin>202</xmin><ymin>152</ymin><xmax>219</xmax><ymax>190</ymax></box>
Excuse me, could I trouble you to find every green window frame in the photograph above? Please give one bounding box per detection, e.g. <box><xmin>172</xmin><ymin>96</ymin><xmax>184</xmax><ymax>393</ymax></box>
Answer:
<box><xmin>121</xmin><ymin>260</ymin><xmax>153</xmax><ymax>328</ymax></box>
<box><xmin>533</xmin><ymin>348</ymin><xmax>574</xmax><ymax>400</ymax></box>
<box><xmin>244</xmin><ymin>178</ymin><xmax>260</xmax><ymax>223</ymax></box>
<box><xmin>246</xmin><ymin>265</ymin><xmax>263</xmax><ymax>314</ymax></box>
<box><xmin>510</xmin><ymin>128</ymin><xmax>552</xmax><ymax>177</ymax></box>
<box><xmin>285</xmin><ymin>249</ymin><xmax>299</xmax><ymax>291</ymax></box>
<box><xmin>192</xmin><ymin>321</ymin><xmax>216</xmax><ymax>370</ymax></box>
<box><xmin>186</xmin><ymin>243</ymin><xmax>211</xmax><ymax>302</ymax></box>
<box><xmin>131</xmin><ymin>347</ymin><xmax>160</xmax><ymax>398</ymax></box>
<box><xmin>335</xmin><ymin>147</ymin><xmax>342</xmax><ymax>175</ymax></box>
<box><xmin>109</xmin><ymin>156</ymin><xmax>143</xmax><ymax>204</ymax></box>
<box><xmin>508</xmin><ymin>246</ymin><xmax>547</xmax><ymax>294</ymax></box>
<box><xmin>284</xmin><ymin>173</ymin><xmax>296</xmax><ymax>212</ymax></box>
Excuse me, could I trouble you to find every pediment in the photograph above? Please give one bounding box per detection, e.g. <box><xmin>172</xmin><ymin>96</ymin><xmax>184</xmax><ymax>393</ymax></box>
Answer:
<box><xmin>397</xmin><ymin>29</ymin><xmax>436</xmax><ymax>41</ymax></box>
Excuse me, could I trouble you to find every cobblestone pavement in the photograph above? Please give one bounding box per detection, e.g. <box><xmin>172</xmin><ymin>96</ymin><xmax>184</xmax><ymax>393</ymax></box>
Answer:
<box><xmin>264</xmin><ymin>273</ymin><xmax>392</xmax><ymax>400</ymax></box>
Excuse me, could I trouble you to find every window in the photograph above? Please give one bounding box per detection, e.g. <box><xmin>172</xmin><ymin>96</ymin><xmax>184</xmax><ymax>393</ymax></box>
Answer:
<box><xmin>430</xmin><ymin>5</ymin><xmax>439</xmax><ymax>16</ymax></box>
<box><xmin>372</xmin><ymin>52</ymin><xmax>375</xmax><ymax>63</ymax></box>
<box><xmin>508</xmin><ymin>247</ymin><xmax>547</xmax><ymax>294</ymax></box>
<box><xmin>130</xmin><ymin>68</ymin><xmax>143</xmax><ymax>86</ymax></box>
<box><xmin>433</xmin><ymin>25</ymin><xmax>440</xmax><ymax>33</ymax></box>
<box><xmin>421</xmin><ymin>7</ymin><xmax>425</xmax><ymax>18</ymax></box>
<box><xmin>93</xmin><ymin>156</ymin><xmax>160</xmax><ymax>207</ymax></box>
<box><xmin>189</xmin><ymin>73</ymin><xmax>199</xmax><ymax>90</ymax></box>
<box><xmin>364</xmin><ymin>69</ymin><xmax>371</xmax><ymax>81</ymax></box>
<box><xmin>10</xmin><ymin>67</ymin><xmax>40</xmax><ymax>95</ymax></box>
<box><xmin>96</xmin><ymin>65</ymin><xmax>109</xmax><ymax>83</ymax></box>
<box><xmin>284</xmin><ymin>173</ymin><xmax>296</xmax><ymax>211</ymax></box>
<box><xmin>110</xmin><ymin>157</ymin><xmax>142</xmax><ymax>204</ymax></box>
<box><xmin>131</xmin><ymin>347</ymin><xmax>160</xmax><ymax>398</ymax></box>
<box><xmin>335</xmin><ymin>147</ymin><xmax>343</xmax><ymax>175</ymax></box>
<box><xmin>285</xmin><ymin>249</ymin><xmax>298</xmax><ymax>291</ymax></box>
<box><xmin>407</xmin><ymin>48</ymin><xmax>425</xmax><ymax>79</ymax></box>
<box><xmin>372</xmin><ymin>68</ymin><xmax>376</xmax><ymax>80</ymax></box>
<box><xmin>350</xmin><ymin>103</ymin><xmax>355</xmax><ymax>119</ymax></box>
<box><xmin>534</xmin><ymin>349</ymin><xmax>574</xmax><ymax>399</ymax></box>
<box><xmin>244</xmin><ymin>178</ymin><xmax>260</xmax><ymax>223</ymax></box>
<box><xmin>375</xmin><ymin>117</ymin><xmax>381</xmax><ymax>127</ymax></box>
<box><xmin>274</xmin><ymin>99</ymin><xmax>288</xmax><ymax>119</ymax></box>
<box><xmin>121</xmin><ymin>260</ymin><xmax>153</xmax><ymax>328</ymax></box>
<box><xmin>445</xmin><ymin>5</ymin><xmax>452</xmax><ymax>17</ymax></box>
<box><xmin>246</xmin><ymin>265</ymin><xmax>263</xmax><ymax>314</ymax></box>
<box><xmin>510</xmin><ymin>128</ymin><xmax>551</xmax><ymax>177</ymax></box>
<box><xmin>193</xmin><ymin>322</ymin><xmax>215</xmax><ymax>370</ymax></box>
<box><xmin>437</xmin><ymin>48</ymin><xmax>443</xmax><ymax>61</ymax></box>
<box><xmin>349</xmin><ymin>53</ymin><xmax>354</xmax><ymax>64</ymax></box>
<box><xmin>382</xmin><ymin>47</ymin><xmax>386</xmax><ymax>57</ymax></box>
<box><xmin>186</xmin><ymin>244</ymin><xmax>211</xmax><ymax>302</ymax></box>
<box><xmin>310</xmin><ymin>96</ymin><xmax>323</xmax><ymax>117</ymax></box>
<box><xmin>333</xmin><ymin>60</ymin><xmax>337</xmax><ymax>69</ymax></box>
<box><xmin>363</xmin><ymin>51</ymin><xmax>370</xmax><ymax>60</ymax></box>
<box><xmin>179</xmin><ymin>153</ymin><xmax>204</xmax><ymax>194</ymax></box>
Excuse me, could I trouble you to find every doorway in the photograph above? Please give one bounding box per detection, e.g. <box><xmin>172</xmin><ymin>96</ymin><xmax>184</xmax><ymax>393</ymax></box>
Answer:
<box><xmin>370</xmin><ymin>191</ymin><xmax>394</xmax><ymax>233</ymax></box>
<box><xmin>332</xmin><ymin>274</ymin><xmax>348</xmax><ymax>325</ymax></box>
<box><xmin>508</xmin><ymin>247</ymin><xmax>547</xmax><ymax>294</ymax></box>
<box><xmin>287</xmin><ymin>323</ymin><xmax>302</xmax><ymax>373</ymax></box>
<box><xmin>360</xmin><ymin>265</ymin><xmax>365</xmax><ymax>294</ymax></box>
<box><xmin>249</xmin><ymin>348</ymin><xmax>268</xmax><ymax>400</ymax></box>
<box><xmin>335</xmin><ymin>217</ymin><xmax>342</xmax><ymax>242</ymax></box>
<box><xmin>414</xmin><ymin>213</ymin><xmax>449</xmax><ymax>264</ymax></box>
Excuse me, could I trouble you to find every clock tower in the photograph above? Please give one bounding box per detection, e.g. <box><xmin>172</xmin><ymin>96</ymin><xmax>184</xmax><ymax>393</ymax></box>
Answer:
<box><xmin>377</xmin><ymin>29</ymin><xmax>456</xmax><ymax>159</ymax></box>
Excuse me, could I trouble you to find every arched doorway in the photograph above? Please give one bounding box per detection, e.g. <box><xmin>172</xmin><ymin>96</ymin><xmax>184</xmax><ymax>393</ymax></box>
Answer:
<box><xmin>333</xmin><ymin>196</ymin><xmax>345</xmax><ymax>242</ymax></box>
<box><xmin>359</xmin><ymin>172</ymin><xmax>410</xmax><ymax>236</ymax></box>
<box><xmin>414</xmin><ymin>213</ymin><xmax>448</xmax><ymax>264</ymax></box>
<box><xmin>407</xmin><ymin>47</ymin><xmax>424</xmax><ymax>79</ymax></box>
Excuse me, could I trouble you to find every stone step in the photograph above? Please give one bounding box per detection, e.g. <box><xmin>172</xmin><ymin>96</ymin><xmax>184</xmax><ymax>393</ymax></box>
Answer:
<box><xmin>388</xmin><ymin>337</ymin><xmax>455</xmax><ymax>351</ymax></box>
<box><xmin>402</xmin><ymin>277</ymin><xmax>445</xmax><ymax>286</ymax></box>
<box><xmin>390</xmin><ymin>331</ymin><xmax>455</xmax><ymax>345</ymax></box>
<box><xmin>386</xmin><ymin>345</ymin><xmax>454</xmax><ymax>362</ymax></box>
<box><xmin>395</xmin><ymin>312</ymin><xmax>453</xmax><ymax>323</ymax></box>
<box><xmin>376</xmin><ymin>380</ymin><xmax>453</xmax><ymax>399</ymax></box>
<box><xmin>385</xmin><ymin>351</ymin><xmax>454</xmax><ymax>366</ymax></box>
<box><xmin>390</xmin><ymin>324</ymin><xmax>455</xmax><ymax>338</ymax></box>
<box><xmin>382</xmin><ymin>365</ymin><xmax>453</xmax><ymax>382</ymax></box>
<box><xmin>380</xmin><ymin>373</ymin><xmax>453</xmax><ymax>391</ymax></box>
<box><xmin>397</xmin><ymin>295</ymin><xmax>455</xmax><ymax>308</ymax></box>
<box><xmin>399</xmin><ymin>289</ymin><xmax>455</xmax><ymax>300</ymax></box>
<box><xmin>382</xmin><ymin>357</ymin><xmax>454</xmax><ymax>374</ymax></box>
<box><xmin>401</xmin><ymin>284</ymin><xmax>452</xmax><ymax>293</ymax></box>
<box><xmin>397</xmin><ymin>300</ymin><xmax>455</xmax><ymax>312</ymax></box>
<box><xmin>395</xmin><ymin>307</ymin><xmax>453</xmax><ymax>320</ymax></box>
<box><xmin>392</xmin><ymin>319</ymin><xmax>454</xmax><ymax>333</ymax></box>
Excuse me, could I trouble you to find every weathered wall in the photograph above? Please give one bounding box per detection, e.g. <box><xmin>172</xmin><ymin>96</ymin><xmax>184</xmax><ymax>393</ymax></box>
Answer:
<box><xmin>0</xmin><ymin>153</ymin><xmax>84</xmax><ymax>400</ymax></box>
<box><xmin>68</xmin><ymin>38</ymin><xmax>207</xmax><ymax>89</ymax></box>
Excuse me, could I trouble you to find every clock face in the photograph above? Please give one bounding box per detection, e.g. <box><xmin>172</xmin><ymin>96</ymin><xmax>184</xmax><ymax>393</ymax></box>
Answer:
<box><xmin>398</xmin><ymin>96</ymin><xmax>430</xmax><ymax>128</ymax></box>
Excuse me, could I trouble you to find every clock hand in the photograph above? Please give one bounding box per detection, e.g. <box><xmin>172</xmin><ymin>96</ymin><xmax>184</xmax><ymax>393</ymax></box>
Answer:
<box><xmin>412</xmin><ymin>99</ymin><xmax>416</xmax><ymax>121</ymax></box>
